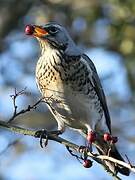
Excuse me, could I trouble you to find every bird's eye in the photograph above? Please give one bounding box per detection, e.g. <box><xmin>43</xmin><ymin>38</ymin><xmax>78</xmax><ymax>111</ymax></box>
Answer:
<box><xmin>49</xmin><ymin>26</ymin><xmax>58</xmax><ymax>34</ymax></box>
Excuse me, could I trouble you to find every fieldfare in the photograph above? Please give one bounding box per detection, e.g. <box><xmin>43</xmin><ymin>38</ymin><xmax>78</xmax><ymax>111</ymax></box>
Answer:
<box><xmin>25</xmin><ymin>23</ymin><xmax>130</xmax><ymax>176</ymax></box>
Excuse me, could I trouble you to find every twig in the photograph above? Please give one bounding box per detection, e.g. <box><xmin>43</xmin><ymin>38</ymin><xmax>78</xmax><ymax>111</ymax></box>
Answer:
<box><xmin>0</xmin><ymin>120</ymin><xmax>134</xmax><ymax>178</ymax></box>
<box><xmin>66</xmin><ymin>146</ymin><xmax>82</xmax><ymax>163</ymax></box>
<box><xmin>8</xmin><ymin>97</ymin><xmax>44</xmax><ymax>123</ymax></box>
<box><xmin>125</xmin><ymin>154</ymin><xmax>133</xmax><ymax>168</ymax></box>
<box><xmin>8</xmin><ymin>88</ymin><xmax>52</xmax><ymax>123</ymax></box>
<box><xmin>8</xmin><ymin>88</ymin><xmax>54</xmax><ymax>123</ymax></box>
<box><xmin>96</xmin><ymin>155</ymin><xmax>135</xmax><ymax>173</ymax></box>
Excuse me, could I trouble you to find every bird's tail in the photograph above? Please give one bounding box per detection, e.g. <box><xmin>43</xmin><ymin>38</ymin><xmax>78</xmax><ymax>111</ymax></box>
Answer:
<box><xmin>93</xmin><ymin>133</ymin><xmax>130</xmax><ymax>176</ymax></box>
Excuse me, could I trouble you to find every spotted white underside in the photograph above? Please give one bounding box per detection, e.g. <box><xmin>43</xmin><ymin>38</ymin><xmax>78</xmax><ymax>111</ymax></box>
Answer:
<box><xmin>36</xmin><ymin>43</ymin><xmax>108</xmax><ymax>134</ymax></box>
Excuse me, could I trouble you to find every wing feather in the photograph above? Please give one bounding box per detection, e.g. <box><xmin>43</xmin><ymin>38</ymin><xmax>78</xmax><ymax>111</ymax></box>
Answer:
<box><xmin>82</xmin><ymin>54</ymin><xmax>111</xmax><ymax>133</ymax></box>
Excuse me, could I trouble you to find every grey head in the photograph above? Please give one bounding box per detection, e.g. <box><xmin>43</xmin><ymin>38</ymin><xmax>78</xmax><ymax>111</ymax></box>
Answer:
<box><xmin>28</xmin><ymin>22</ymin><xmax>81</xmax><ymax>56</ymax></box>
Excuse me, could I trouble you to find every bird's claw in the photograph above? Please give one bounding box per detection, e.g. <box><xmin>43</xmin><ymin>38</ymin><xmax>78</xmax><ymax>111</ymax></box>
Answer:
<box><xmin>35</xmin><ymin>129</ymin><xmax>63</xmax><ymax>148</ymax></box>
<box><xmin>78</xmin><ymin>146</ymin><xmax>88</xmax><ymax>153</ymax></box>
<box><xmin>35</xmin><ymin>129</ymin><xmax>48</xmax><ymax>148</ymax></box>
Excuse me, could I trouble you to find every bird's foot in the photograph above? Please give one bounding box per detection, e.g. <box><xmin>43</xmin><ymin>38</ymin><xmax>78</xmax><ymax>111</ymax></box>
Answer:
<box><xmin>35</xmin><ymin>129</ymin><xmax>63</xmax><ymax>148</ymax></box>
<box><xmin>79</xmin><ymin>146</ymin><xmax>89</xmax><ymax>155</ymax></box>
<box><xmin>78</xmin><ymin>146</ymin><xmax>89</xmax><ymax>160</ymax></box>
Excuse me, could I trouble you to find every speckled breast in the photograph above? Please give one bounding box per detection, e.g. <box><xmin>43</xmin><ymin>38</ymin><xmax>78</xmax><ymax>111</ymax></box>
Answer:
<box><xmin>35</xmin><ymin>50</ymin><xmax>103</xmax><ymax>129</ymax></box>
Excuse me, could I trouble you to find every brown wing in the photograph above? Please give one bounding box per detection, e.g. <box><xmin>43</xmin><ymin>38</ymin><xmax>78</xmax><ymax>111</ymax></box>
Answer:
<box><xmin>82</xmin><ymin>54</ymin><xmax>111</xmax><ymax>133</ymax></box>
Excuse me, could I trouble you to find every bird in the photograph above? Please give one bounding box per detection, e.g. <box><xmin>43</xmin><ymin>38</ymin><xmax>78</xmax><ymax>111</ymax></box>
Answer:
<box><xmin>25</xmin><ymin>22</ymin><xmax>130</xmax><ymax>176</ymax></box>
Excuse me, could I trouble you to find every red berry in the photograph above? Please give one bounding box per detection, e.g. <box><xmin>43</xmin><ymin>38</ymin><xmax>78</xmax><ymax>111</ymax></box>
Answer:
<box><xmin>83</xmin><ymin>160</ymin><xmax>92</xmax><ymax>168</ymax></box>
<box><xmin>103</xmin><ymin>133</ymin><xmax>112</xmax><ymax>141</ymax></box>
<box><xmin>111</xmin><ymin>136</ymin><xmax>118</xmax><ymax>143</ymax></box>
<box><xmin>87</xmin><ymin>131</ymin><xmax>96</xmax><ymax>143</ymax></box>
<box><xmin>25</xmin><ymin>25</ymin><xmax>34</xmax><ymax>35</ymax></box>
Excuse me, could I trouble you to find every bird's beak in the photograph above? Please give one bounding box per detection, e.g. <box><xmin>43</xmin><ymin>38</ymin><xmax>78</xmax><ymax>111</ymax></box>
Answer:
<box><xmin>33</xmin><ymin>26</ymin><xmax>48</xmax><ymax>38</ymax></box>
<box><xmin>25</xmin><ymin>25</ymin><xmax>48</xmax><ymax>38</ymax></box>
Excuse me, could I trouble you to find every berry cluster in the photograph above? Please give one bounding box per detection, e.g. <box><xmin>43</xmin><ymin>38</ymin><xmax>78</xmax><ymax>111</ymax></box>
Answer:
<box><xmin>82</xmin><ymin>131</ymin><xmax>118</xmax><ymax>168</ymax></box>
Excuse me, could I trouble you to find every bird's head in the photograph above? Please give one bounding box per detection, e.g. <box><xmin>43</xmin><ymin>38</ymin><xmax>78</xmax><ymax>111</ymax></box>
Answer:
<box><xmin>25</xmin><ymin>22</ymin><xmax>81</xmax><ymax>56</ymax></box>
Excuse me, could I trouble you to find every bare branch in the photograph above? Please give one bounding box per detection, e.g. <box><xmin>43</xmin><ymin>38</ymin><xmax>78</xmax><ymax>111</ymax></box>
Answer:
<box><xmin>8</xmin><ymin>97</ymin><xmax>44</xmax><ymax>123</ymax></box>
<box><xmin>8</xmin><ymin>88</ymin><xmax>46</xmax><ymax>123</ymax></box>
<box><xmin>10</xmin><ymin>88</ymin><xmax>27</xmax><ymax>121</ymax></box>
<box><xmin>0</xmin><ymin>120</ymin><xmax>134</xmax><ymax>180</ymax></box>
<box><xmin>96</xmin><ymin>155</ymin><xmax>135</xmax><ymax>173</ymax></box>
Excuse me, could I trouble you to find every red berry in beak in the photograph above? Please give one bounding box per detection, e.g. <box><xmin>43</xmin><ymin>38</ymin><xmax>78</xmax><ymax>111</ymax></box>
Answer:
<box><xmin>111</xmin><ymin>136</ymin><xmax>118</xmax><ymax>144</ymax></box>
<box><xmin>87</xmin><ymin>131</ymin><xmax>96</xmax><ymax>143</ymax></box>
<box><xmin>103</xmin><ymin>133</ymin><xmax>112</xmax><ymax>141</ymax></box>
<box><xmin>83</xmin><ymin>159</ymin><xmax>92</xmax><ymax>168</ymax></box>
<box><xmin>25</xmin><ymin>25</ymin><xmax>34</xmax><ymax>35</ymax></box>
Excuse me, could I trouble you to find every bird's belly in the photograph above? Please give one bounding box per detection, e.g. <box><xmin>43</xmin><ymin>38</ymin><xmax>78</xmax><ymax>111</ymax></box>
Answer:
<box><xmin>42</xmin><ymin>81</ymin><xmax>102</xmax><ymax>130</ymax></box>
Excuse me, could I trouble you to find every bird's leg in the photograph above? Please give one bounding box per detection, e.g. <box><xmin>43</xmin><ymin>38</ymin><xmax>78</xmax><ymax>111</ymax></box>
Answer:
<box><xmin>78</xmin><ymin>131</ymin><xmax>98</xmax><ymax>160</ymax></box>
<box><xmin>103</xmin><ymin>132</ymin><xmax>118</xmax><ymax>156</ymax></box>
<box><xmin>35</xmin><ymin>129</ymin><xmax>63</xmax><ymax>148</ymax></box>
<box><xmin>86</xmin><ymin>130</ymin><xmax>97</xmax><ymax>152</ymax></box>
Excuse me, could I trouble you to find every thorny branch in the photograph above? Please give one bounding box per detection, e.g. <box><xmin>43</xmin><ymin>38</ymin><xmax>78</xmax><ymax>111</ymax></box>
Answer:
<box><xmin>0</xmin><ymin>89</ymin><xmax>135</xmax><ymax>180</ymax></box>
